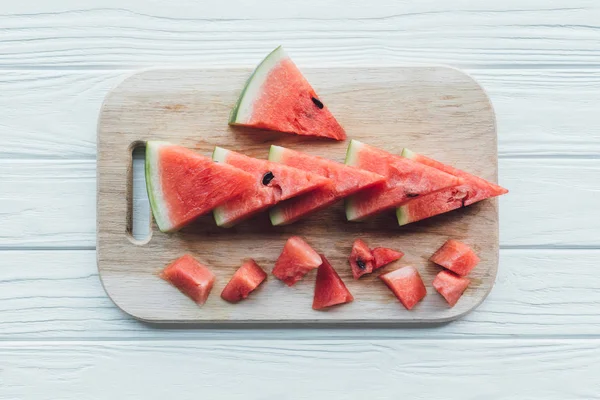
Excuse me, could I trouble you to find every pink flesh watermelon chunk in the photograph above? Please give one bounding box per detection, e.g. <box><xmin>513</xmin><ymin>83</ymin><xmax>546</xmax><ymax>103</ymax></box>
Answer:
<box><xmin>348</xmin><ymin>239</ymin><xmax>375</xmax><ymax>279</ymax></box>
<box><xmin>372</xmin><ymin>247</ymin><xmax>404</xmax><ymax>269</ymax></box>
<box><xmin>397</xmin><ymin>149</ymin><xmax>508</xmax><ymax>226</ymax></box>
<box><xmin>268</xmin><ymin>145</ymin><xmax>386</xmax><ymax>225</ymax></box>
<box><xmin>145</xmin><ymin>142</ymin><xmax>255</xmax><ymax>232</ymax></box>
<box><xmin>344</xmin><ymin>140</ymin><xmax>463</xmax><ymax>221</ymax></box>
<box><xmin>273</xmin><ymin>236</ymin><xmax>322</xmax><ymax>286</ymax></box>
<box><xmin>229</xmin><ymin>46</ymin><xmax>346</xmax><ymax>141</ymax></box>
<box><xmin>433</xmin><ymin>270</ymin><xmax>470</xmax><ymax>307</ymax></box>
<box><xmin>313</xmin><ymin>255</ymin><xmax>354</xmax><ymax>310</ymax></box>
<box><xmin>430</xmin><ymin>239</ymin><xmax>480</xmax><ymax>276</ymax></box>
<box><xmin>160</xmin><ymin>254</ymin><xmax>216</xmax><ymax>305</ymax></box>
<box><xmin>212</xmin><ymin>147</ymin><xmax>331</xmax><ymax>227</ymax></box>
<box><xmin>379</xmin><ymin>266</ymin><xmax>427</xmax><ymax>310</ymax></box>
<box><xmin>221</xmin><ymin>259</ymin><xmax>267</xmax><ymax>303</ymax></box>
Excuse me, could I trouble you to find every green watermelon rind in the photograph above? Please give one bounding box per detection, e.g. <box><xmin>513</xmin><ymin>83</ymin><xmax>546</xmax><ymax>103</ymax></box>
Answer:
<box><xmin>145</xmin><ymin>141</ymin><xmax>173</xmax><ymax>232</ymax></box>
<box><xmin>229</xmin><ymin>46</ymin><xmax>288</xmax><ymax>125</ymax></box>
<box><xmin>267</xmin><ymin>145</ymin><xmax>287</xmax><ymax>226</ymax></box>
<box><xmin>211</xmin><ymin>146</ymin><xmax>233</xmax><ymax>227</ymax></box>
<box><xmin>343</xmin><ymin>140</ymin><xmax>365</xmax><ymax>221</ymax></box>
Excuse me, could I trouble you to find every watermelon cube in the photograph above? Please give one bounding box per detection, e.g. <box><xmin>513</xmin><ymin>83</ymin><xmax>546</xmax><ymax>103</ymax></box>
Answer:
<box><xmin>372</xmin><ymin>247</ymin><xmax>404</xmax><ymax>269</ymax></box>
<box><xmin>313</xmin><ymin>255</ymin><xmax>354</xmax><ymax>310</ymax></box>
<box><xmin>379</xmin><ymin>266</ymin><xmax>426</xmax><ymax>310</ymax></box>
<box><xmin>433</xmin><ymin>270</ymin><xmax>470</xmax><ymax>307</ymax></box>
<box><xmin>273</xmin><ymin>236</ymin><xmax>322</xmax><ymax>286</ymax></box>
<box><xmin>348</xmin><ymin>239</ymin><xmax>375</xmax><ymax>279</ymax></box>
<box><xmin>221</xmin><ymin>259</ymin><xmax>267</xmax><ymax>303</ymax></box>
<box><xmin>160</xmin><ymin>254</ymin><xmax>216</xmax><ymax>305</ymax></box>
<box><xmin>430</xmin><ymin>239</ymin><xmax>480</xmax><ymax>276</ymax></box>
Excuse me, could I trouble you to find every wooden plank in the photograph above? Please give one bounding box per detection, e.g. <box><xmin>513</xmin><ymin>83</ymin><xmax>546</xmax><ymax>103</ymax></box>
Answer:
<box><xmin>97</xmin><ymin>66</ymin><xmax>499</xmax><ymax>323</ymax></box>
<box><xmin>2</xmin><ymin>249</ymin><xmax>599</xmax><ymax>339</ymax></box>
<box><xmin>1</xmin><ymin>158</ymin><xmax>598</xmax><ymax>249</ymax></box>
<box><xmin>1</xmin><ymin>339</ymin><xmax>599</xmax><ymax>399</ymax></box>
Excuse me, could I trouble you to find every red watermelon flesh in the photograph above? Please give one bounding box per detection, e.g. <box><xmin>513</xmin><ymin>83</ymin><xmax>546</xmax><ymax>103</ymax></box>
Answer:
<box><xmin>212</xmin><ymin>147</ymin><xmax>330</xmax><ymax>227</ymax></box>
<box><xmin>160</xmin><ymin>254</ymin><xmax>216</xmax><ymax>305</ymax></box>
<box><xmin>379</xmin><ymin>266</ymin><xmax>427</xmax><ymax>310</ymax></box>
<box><xmin>313</xmin><ymin>255</ymin><xmax>354</xmax><ymax>310</ymax></box>
<box><xmin>433</xmin><ymin>270</ymin><xmax>470</xmax><ymax>307</ymax></box>
<box><xmin>397</xmin><ymin>149</ymin><xmax>508</xmax><ymax>225</ymax></box>
<box><xmin>273</xmin><ymin>236</ymin><xmax>322</xmax><ymax>286</ymax></box>
<box><xmin>430</xmin><ymin>239</ymin><xmax>480</xmax><ymax>276</ymax></box>
<box><xmin>349</xmin><ymin>239</ymin><xmax>375</xmax><ymax>279</ymax></box>
<box><xmin>221</xmin><ymin>259</ymin><xmax>267</xmax><ymax>303</ymax></box>
<box><xmin>268</xmin><ymin>145</ymin><xmax>385</xmax><ymax>225</ymax></box>
<box><xmin>344</xmin><ymin>140</ymin><xmax>463</xmax><ymax>221</ymax></box>
<box><xmin>229</xmin><ymin>46</ymin><xmax>346</xmax><ymax>141</ymax></box>
<box><xmin>372</xmin><ymin>247</ymin><xmax>404</xmax><ymax>269</ymax></box>
<box><xmin>145</xmin><ymin>142</ymin><xmax>255</xmax><ymax>232</ymax></box>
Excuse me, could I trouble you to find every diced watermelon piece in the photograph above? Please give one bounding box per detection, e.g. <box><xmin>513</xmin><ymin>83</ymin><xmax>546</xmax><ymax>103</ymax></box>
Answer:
<box><xmin>379</xmin><ymin>266</ymin><xmax>427</xmax><ymax>310</ymax></box>
<box><xmin>433</xmin><ymin>270</ymin><xmax>470</xmax><ymax>307</ymax></box>
<box><xmin>397</xmin><ymin>149</ymin><xmax>508</xmax><ymax>225</ymax></box>
<box><xmin>160</xmin><ymin>254</ymin><xmax>216</xmax><ymax>305</ymax></box>
<box><xmin>268</xmin><ymin>145</ymin><xmax>385</xmax><ymax>225</ymax></box>
<box><xmin>430</xmin><ymin>239</ymin><xmax>480</xmax><ymax>276</ymax></box>
<box><xmin>221</xmin><ymin>259</ymin><xmax>267</xmax><ymax>303</ymax></box>
<box><xmin>145</xmin><ymin>142</ymin><xmax>255</xmax><ymax>232</ymax></box>
<box><xmin>313</xmin><ymin>255</ymin><xmax>354</xmax><ymax>310</ymax></box>
<box><xmin>212</xmin><ymin>147</ymin><xmax>330</xmax><ymax>227</ymax></box>
<box><xmin>229</xmin><ymin>46</ymin><xmax>346</xmax><ymax>141</ymax></box>
<box><xmin>273</xmin><ymin>236</ymin><xmax>322</xmax><ymax>286</ymax></box>
<box><xmin>372</xmin><ymin>247</ymin><xmax>404</xmax><ymax>269</ymax></box>
<box><xmin>348</xmin><ymin>239</ymin><xmax>375</xmax><ymax>279</ymax></box>
<box><xmin>344</xmin><ymin>140</ymin><xmax>463</xmax><ymax>221</ymax></box>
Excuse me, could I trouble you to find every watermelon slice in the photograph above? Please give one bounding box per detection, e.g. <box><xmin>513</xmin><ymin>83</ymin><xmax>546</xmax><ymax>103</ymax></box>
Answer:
<box><xmin>229</xmin><ymin>46</ymin><xmax>346</xmax><ymax>141</ymax></box>
<box><xmin>433</xmin><ymin>270</ymin><xmax>470</xmax><ymax>307</ymax></box>
<box><xmin>273</xmin><ymin>236</ymin><xmax>322</xmax><ymax>286</ymax></box>
<box><xmin>344</xmin><ymin>140</ymin><xmax>463</xmax><ymax>221</ymax></box>
<box><xmin>430</xmin><ymin>239</ymin><xmax>480</xmax><ymax>276</ymax></box>
<box><xmin>268</xmin><ymin>145</ymin><xmax>385</xmax><ymax>225</ymax></box>
<box><xmin>145</xmin><ymin>142</ymin><xmax>255</xmax><ymax>232</ymax></box>
<box><xmin>160</xmin><ymin>254</ymin><xmax>216</xmax><ymax>305</ymax></box>
<box><xmin>372</xmin><ymin>247</ymin><xmax>404</xmax><ymax>269</ymax></box>
<box><xmin>313</xmin><ymin>255</ymin><xmax>354</xmax><ymax>310</ymax></box>
<box><xmin>379</xmin><ymin>266</ymin><xmax>427</xmax><ymax>310</ymax></box>
<box><xmin>221</xmin><ymin>259</ymin><xmax>267</xmax><ymax>303</ymax></box>
<box><xmin>397</xmin><ymin>149</ymin><xmax>509</xmax><ymax>225</ymax></box>
<box><xmin>212</xmin><ymin>147</ymin><xmax>330</xmax><ymax>227</ymax></box>
<box><xmin>348</xmin><ymin>239</ymin><xmax>375</xmax><ymax>279</ymax></box>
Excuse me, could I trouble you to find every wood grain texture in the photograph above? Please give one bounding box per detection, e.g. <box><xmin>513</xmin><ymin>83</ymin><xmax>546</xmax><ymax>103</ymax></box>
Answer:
<box><xmin>97</xmin><ymin>67</ymin><xmax>498</xmax><ymax>323</ymax></box>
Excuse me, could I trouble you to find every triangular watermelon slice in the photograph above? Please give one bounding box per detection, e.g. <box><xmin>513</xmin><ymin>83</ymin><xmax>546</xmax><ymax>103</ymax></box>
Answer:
<box><xmin>348</xmin><ymin>239</ymin><xmax>375</xmax><ymax>279</ymax></box>
<box><xmin>229</xmin><ymin>46</ymin><xmax>346</xmax><ymax>141</ymax></box>
<box><xmin>221</xmin><ymin>259</ymin><xmax>267</xmax><ymax>303</ymax></box>
<box><xmin>372</xmin><ymin>247</ymin><xmax>404</xmax><ymax>269</ymax></box>
<box><xmin>344</xmin><ymin>140</ymin><xmax>463</xmax><ymax>221</ymax></box>
<box><xmin>268</xmin><ymin>145</ymin><xmax>385</xmax><ymax>225</ymax></box>
<box><xmin>212</xmin><ymin>147</ymin><xmax>331</xmax><ymax>227</ymax></box>
<box><xmin>396</xmin><ymin>149</ymin><xmax>509</xmax><ymax>225</ymax></box>
<box><xmin>160</xmin><ymin>254</ymin><xmax>216</xmax><ymax>305</ymax></box>
<box><xmin>145</xmin><ymin>142</ymin><xmax>255</xmax><ymax>232</ymax></box>
<box><xmin>272</xmin><ymin>236</ymin><xmax>322</xmax><ymax>286</ymax></box>
<box><xmin>312</xmin><ymin>255</ymin><xmax>354</xmax><ymax>310</ymax></box>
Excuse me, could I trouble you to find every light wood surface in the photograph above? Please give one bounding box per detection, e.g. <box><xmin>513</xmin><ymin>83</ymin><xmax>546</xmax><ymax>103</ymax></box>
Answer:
<box><xmin>97</xmin><ymin>66</ymin><xmax>499</xmax><ymax>323</ymax></box>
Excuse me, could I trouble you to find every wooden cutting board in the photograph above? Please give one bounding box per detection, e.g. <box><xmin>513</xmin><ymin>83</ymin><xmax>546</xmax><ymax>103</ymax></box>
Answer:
<box><xmin>97</xmin><ymin>66</ymin><xmax>499</xmax><ymax>324</ymax></box>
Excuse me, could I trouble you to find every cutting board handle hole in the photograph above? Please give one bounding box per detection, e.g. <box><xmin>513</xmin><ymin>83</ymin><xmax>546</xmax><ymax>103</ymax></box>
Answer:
<box><xmin>127</xmin><ymin>142</ymin><xmax>152</xmax><ymax>245</ymax></box>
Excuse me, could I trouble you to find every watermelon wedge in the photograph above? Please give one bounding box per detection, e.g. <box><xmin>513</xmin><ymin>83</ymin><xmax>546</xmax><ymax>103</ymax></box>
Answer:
<box><xmin>221</xmin><ymin>259</ymin><xmax>267</xmax><ymax>303</ymax></box>
<box><xmin>379</xmin><ymin>266</ymin><xmax>427</xmax><ymax>310</ymax></box>
<box><xmin>229</xmin><ymin>46</ymin><xmax>346</xmax><ymax>141</ymax></box>
<box><xmin>212</xmin><ymin>147</ymin><xmax>330</xmax><ymax>227</ymax></box>
<box><xmin>145</xmin><ymin>142</ymin><xmax>255</xmax><ymax>232</ymax></box>
<box><xmin>372</xmin><ymin>247</ymin><xmax>404</xmax><ymax>269</ymax></box>
<box><xmin>430</xmin><ymin>239</ymin><xmax>480</xmax><ymax>276</ymax></box>
<box><xmin>313</xmin><ymin>255</ymin><xmax>354</xmax><ymax>310</ymax></box>
<box><xmin>397</xmin><ymin>149</ymin><xmax>509</xmax><ymax>225</ymax></box>
<box><xmin>348</xmin><ymin>239</ymin><xmax>375</xmax><ymax>279</ymax></box>
<box><xmin>160</xmin><ymin>254</ymin><xmax>216</xmax><ymax>305</ymax></box>
<box><xmin>268</xmin><ymin>145</ymin><xmax>385</xmax><ymax>225</ymax></box>
<box><xmin>433</xmin><ymin>270</ymin><xmax>470</xmax><ymax>307</ymax></box>
<box><xmin>344</xmin><ymin>140</ymin><xmax>463</xmax><ymax>221</ymax></box>
<box><xmin>273</xmin><ymin>236</ymin><xmax>322</xmax><ymax>286</ymax></box>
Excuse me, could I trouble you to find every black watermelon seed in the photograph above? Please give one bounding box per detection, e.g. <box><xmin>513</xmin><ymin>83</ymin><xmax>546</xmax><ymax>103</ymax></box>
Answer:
<box><xmin>262</xmin><ymin>171</ymin><xmax>275</xmax><ymax>185</ymax></box>
<box><xmin>311</xmin><ymin>97</ymin><xmax>324</xmax><ymax>109</ymax></box>
<box><xmin>406</xmin><ymin>192</ymin><xmax>419</xmax><ymax>198</ymax></box>
<box><xmin>356</xmin><ymin>258</ymin><xmax>366</xmax><ymax>270</ymax></box>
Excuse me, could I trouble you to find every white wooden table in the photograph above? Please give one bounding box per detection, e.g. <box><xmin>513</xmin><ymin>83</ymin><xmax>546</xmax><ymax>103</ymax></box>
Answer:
<box><xmin>2</xmin><ymin>1</ymin><xmax>600</xmax><ymax>398</ymax></box>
